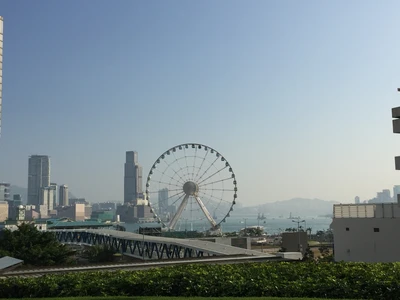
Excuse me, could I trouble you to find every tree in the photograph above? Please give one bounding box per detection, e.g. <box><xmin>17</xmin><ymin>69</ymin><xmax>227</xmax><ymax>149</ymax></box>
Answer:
<box><xmin>82</xmin><ymin>244</ymin><xmax>117</xmax><ymax>263</ymax></box>
<box><xmin>302</xmin><ymin>247</ymin><xmax>314</xmax><ymax>261</ymax></box>
<box><xmin>0</xmin><ymin>223</ymin><xmax>75</xmax><ymax>266</ymax></box>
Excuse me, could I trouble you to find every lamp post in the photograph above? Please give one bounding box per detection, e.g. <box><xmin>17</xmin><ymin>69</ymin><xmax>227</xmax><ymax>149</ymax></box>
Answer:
<box><xmin>292</xmin><ymin>218</ymin><xmax>305</xmax><ymax>252</ymax></box>
<box><xmin>140</xmin><ymin>226</ymin><xmax>145</xmax><ymax>262</ymax></box>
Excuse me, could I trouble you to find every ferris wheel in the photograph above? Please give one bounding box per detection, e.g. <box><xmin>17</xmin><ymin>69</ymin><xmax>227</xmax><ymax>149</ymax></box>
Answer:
<box><xmin>145</xmin><ymin>143</ymin><xmax>237</xmax><ymax>231</ymax></box>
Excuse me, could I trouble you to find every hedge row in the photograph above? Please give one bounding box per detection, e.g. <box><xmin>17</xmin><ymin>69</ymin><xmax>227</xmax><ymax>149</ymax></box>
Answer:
<box><xmin>1</xmin><ymin>262</ymin><xmax>400</xmax><ymax>299</ymax></box>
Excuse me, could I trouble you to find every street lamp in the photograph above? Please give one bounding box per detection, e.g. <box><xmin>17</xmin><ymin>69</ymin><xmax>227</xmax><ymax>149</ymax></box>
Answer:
<box><xmin>139</xmin><ymin>226</ymin><xmax>145</xmax><ymax>262</ymax></box>
<box><xmin>292</xmin><ymin>218</ymin><xmax>305</xmax><ymax>252</ymax></box>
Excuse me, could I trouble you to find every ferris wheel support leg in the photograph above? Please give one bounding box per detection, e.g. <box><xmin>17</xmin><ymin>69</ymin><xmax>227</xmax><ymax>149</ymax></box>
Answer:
<box><xmin>195</xmin><ymin>196</ymin><xmax>217</xmax><ymax>229</ymax></box>
<box><xmin>169</xmin><ymin>195</ymin><xmax>189</xmax><ymax>230</ymax></box>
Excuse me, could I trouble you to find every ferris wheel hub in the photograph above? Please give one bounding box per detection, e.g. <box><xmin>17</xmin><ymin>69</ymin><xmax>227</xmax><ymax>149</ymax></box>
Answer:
<box><xmin>183</xmin><ymin>181</ymin><xmax>199</xmax><ymax>196</ymax></box>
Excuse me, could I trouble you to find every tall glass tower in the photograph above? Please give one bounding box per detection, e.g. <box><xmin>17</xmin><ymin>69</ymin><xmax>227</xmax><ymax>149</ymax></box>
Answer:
<box><xmin>27</xmin><ymin>155</ymin><xmax>51</xmax><ymax>206</ymax></box>
<box><xmin>124</xmin><ymin>151</ymin><xmax>143</xmax><ymax>204</ymax></box>
<box><xmin>0</xmin><ymin>17</ymin><xmax>3</xmax><ymax>137</ymax></box>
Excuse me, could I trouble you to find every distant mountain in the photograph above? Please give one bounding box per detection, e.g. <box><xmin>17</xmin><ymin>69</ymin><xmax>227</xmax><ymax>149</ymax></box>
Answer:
<box><xmin>235</xmin><ymin>198</ymin><xmax>338</xmax><ymax>218</ymax></box>
<box><xmin>10</xmin><ymin>185</ymin><xmax>76</xmax><ymax>204</ymax></box>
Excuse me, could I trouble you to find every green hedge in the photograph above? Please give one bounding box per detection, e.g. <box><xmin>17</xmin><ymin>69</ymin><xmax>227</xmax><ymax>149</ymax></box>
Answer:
<box><xmin>1</xmin><ymin>262</ymin><xmax>400</xmax><ymax>299</ymax></box>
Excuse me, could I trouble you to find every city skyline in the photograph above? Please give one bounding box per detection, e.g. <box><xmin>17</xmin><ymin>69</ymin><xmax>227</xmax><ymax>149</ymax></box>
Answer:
<box><xmin>1</xmin><ymin>2</ymin><xmax>400</xmax><ymax>205</ymax></box>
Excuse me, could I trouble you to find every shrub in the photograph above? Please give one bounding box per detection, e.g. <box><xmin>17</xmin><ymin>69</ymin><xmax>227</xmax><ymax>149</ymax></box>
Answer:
<box><xmin>0</xmin><ymin>262</ymin><xmax>400</xmax><ymax>299</ymax></box>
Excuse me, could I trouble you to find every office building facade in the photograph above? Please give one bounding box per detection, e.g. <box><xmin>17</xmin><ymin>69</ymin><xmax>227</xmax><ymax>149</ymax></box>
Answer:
<box><xmin>28</xmin><ymin>155</ymin><xmax>50</xmax><ymax>206</ymax></box>
<box><xmin>59</xmin><ymin>184</ymin><xmax>68</xmax><ymax>206</ymax></box>
<box><xmin>158</xmin><ymin>188</ymin><xmax>169</xmax><ymax>214</ymax></box>
<box><xmin>124</xmin><ymin>151</ymin><xmax>143</xmax><ymax>203</ymax></box>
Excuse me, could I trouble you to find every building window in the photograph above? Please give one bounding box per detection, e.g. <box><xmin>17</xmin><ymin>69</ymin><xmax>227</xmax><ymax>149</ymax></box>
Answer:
<box><xmin>346</xmin><ymin>227</ymin><xmax>349</xmax><ymax>231</ymax></box>
<box><xmin>374</xmin><ymin>228</ymin><xmax>380</xmax><ymax>232</ymax></box>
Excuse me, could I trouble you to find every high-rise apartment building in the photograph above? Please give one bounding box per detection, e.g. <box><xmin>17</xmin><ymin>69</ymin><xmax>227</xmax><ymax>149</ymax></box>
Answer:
<box><xmin>124</xmin><ymin>151</ymin><xmax>143</xmax><ymax>204</ymax></box>
<box><xmin>0</xmin><ymin>182</ymin><xmax>10</xmax><ymax>202</ymax></box>
<box><xmin>50</xmin><ymin>182</ymin><xmax>57</xmax><ymax>208</ymax></box>
<box><xmin>59</xmin><ymin>184</ymin><xmax>68</xmax><ymax>206</ymax></box>
<box><xmin>354</xmin><ymin>196</ymin><xmax>360</xmax><ymax>204</ymax></box>
<box><xmin>0</xmin><ymin>17</ymin><xmax>3</xmax><ymax>137</ymax></box>
<box><xmin>40</xmin><ymin>186</ymin><xmax>54</xmax><ymax>211</ymax></box>
<box><xmin>27</xmin><ymin>155</ymin><xmax>50</xmax><ymax>206</ymax></box>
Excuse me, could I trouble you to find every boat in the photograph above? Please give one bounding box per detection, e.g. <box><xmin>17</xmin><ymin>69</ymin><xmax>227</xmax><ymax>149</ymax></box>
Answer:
<box><xmin>257</xmin><ymin>213</ymin><xmax>267</xmax><ymax>220</ymax></box>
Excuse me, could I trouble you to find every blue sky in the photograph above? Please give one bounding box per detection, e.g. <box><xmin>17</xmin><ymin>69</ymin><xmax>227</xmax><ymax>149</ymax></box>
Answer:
<box><xmin>0</xmin><ymin>1</ymin><xmax>400</xmax><ymax>205</ymax></box>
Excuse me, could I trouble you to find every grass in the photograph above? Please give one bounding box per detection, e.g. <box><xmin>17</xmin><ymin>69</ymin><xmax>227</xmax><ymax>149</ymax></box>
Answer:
<box><xmin>2</xmin><ymin>297</ymin><xmax>358</xmax><ymax>300</ymax></box>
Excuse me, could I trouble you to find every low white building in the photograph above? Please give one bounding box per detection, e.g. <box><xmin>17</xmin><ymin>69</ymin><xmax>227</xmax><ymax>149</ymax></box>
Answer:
<box><xmin>0</xmin><ymin>220</ymin><xmax>47</xmax><ymax>231</ymax></box>
<box><xmin>331</xmin><ymin>202</ymin><xmax>400</xmax><ymax>262</ymax></box>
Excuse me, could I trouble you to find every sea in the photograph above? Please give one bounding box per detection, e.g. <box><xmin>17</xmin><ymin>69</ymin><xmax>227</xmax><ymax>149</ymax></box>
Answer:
<box><xmin>123</xmin><ymin>214</ymin><xmax>333</xmax><ymax>235</ymax></box>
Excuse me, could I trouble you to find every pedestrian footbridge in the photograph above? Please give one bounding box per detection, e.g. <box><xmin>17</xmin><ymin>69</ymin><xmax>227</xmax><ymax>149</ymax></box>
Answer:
<box><xmin>53</xmin><ymin>229</ymin><xmax>276</xmax><ymax>260</ymax></box>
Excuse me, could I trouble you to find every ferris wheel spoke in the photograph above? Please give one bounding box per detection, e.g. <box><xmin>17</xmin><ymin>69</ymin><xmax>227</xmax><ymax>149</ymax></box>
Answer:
<box><xmin>198</xmin><ymin>175</ymin><xmax>232</xmax><ymax>188</ymax></box>
<box><xmin>194</xmin><ymin>196</ymin><xmax>217</xmax><ymax>228</ymax></box>
<box><xmin>152</xmin><ymin>180</ymin><xmax>182</xmax><ymax>190</ymax></box>
<box><xmin>196</xmin><ymin>156</ymin><xmax>219</xmax><ymax>183</ymax></box>
<box><xmin>169</xmin><ymin>194</ymin><xmax>189</xmax><ymax>230</ymax></box>
<box><xmin>154</xmin><ymin>166</ymin><xmax>185</xmax><ymax>187</ymax></box>
<box><xmin>173</xmin><ymin>152</ymin><xmax>191</xmax><ymax>182</ymax></box>
<box><xmin>194</xmin><ymin>149</ymin><xmax>209</xmax><ymax>181</ymax></box>
<box><xmin>200</xmin><ymin>188</ymin><xmax>235</xmax><ymax>192</ymax></box>
<box><xmin>160</xmin><ymin>190</ymin><xmax>185</xmax><ymax>205</ymax></box>
<box><xmin>182</xmin><ymin>147</ymin><xmax>193</xmax><ymax>182</ymax></box>
<box><xmin>161</xmin><ymin>159</ymin><xmax>187</xmax><ymax>186</ymax></box>
<box><xmin>198</xmin><ymin>165</ymin><xmax>228</xmax><ymax>185</ymax></box>
<box><xmin>198</xmin><ymin>190</ymin><xmax>232</xmax><ymax>204</ymax></box>
<box><xmin>191</xmin><ymin>147</ymin><xmax>198</xmax><ymax>181</ymax></box>
<box><xmin>153</xmin><ymin>167</ymin><xmax>182</xmax><ymax>185</ymax></box>
<box><xmin>170</xmin><ymin>192</ymin><xmax>187</xmax><ymax>207</ymax></box>
<box><xmin>147</xmin><ymin>188</ymin><xmax>183</xmax><ymax>194</ymax></box>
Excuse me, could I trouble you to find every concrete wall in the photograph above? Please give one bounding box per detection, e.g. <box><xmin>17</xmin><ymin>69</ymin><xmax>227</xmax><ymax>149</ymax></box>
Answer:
<box><xmin>332</xmin><ymin>218</ymin><xmax>400</xmax><ymax>262</ymax></box>
<box><xmin>281</xmin><ymin>232</ymin><xmax>308</xmax><ymax>254</ymax></box>
<box><xmin>199</xmin><ymin>237</ymin><xmax>251</xmax><ymax>249</ymax></box>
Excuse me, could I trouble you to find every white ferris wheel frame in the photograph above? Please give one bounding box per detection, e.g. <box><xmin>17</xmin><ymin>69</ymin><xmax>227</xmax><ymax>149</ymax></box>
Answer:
<box><xmin>145</xmin><ymin>143</ymin><xmax>238</xmax><ymax>231</ymax></box>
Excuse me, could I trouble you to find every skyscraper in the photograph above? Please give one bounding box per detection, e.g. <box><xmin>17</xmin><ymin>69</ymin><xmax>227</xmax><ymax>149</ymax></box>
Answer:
<box><xmin>158</xmin><ymin>188</ymin><xmax>169</xmax><ymax>214</ymax></box>
<box><xmin>27</xmin><ymin>155</ymin><xmax>50</xmax><ymax>206</ymax></box>
<box><xmin>124</xmin><ymin>151</ymin><xmax>143</xmax><ymax>204</ymax></box>
<box><xmin>40</xmin><ymin>186</ymin><xmax>54</xmax><ymax>211</ymax></box>
<box><xmin>0</xmin><ymin>17</ymin><xmax>3</xmax><ymax>137</ymax></box>
<box><xmin>59</xmin><ymin>184</ymin><xmax>69</xmax><ymax>206</ymax></box>
<box><xmin>393</xmin><ymin>185</ymin><xmax>400</xmax><ymax>202</ymax></box>
<box><xmin>50</xmin><ymin>182</ymin><xmax>57</xmax><ymax>208</ymax></box>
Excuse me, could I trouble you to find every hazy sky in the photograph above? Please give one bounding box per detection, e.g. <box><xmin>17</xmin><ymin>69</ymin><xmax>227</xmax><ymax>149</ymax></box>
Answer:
<box><xmin>0</xmin><ymin>1</ymin><xmax>400</xmax><ymax>206</ymax></box>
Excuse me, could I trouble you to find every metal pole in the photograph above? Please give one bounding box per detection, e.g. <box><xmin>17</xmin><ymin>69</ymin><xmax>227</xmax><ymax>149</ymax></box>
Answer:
<box><xmin>297</xmin><ymin>221</ymin><xmax>300</xmax><ymax>251</ymax></box>
<box><xmin>142</xmin><ymin>227</ymin><xmax>145</xmax><ymax>262</ymax></box>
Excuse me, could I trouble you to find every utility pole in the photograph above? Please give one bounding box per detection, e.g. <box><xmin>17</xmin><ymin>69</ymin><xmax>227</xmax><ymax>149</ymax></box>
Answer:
<box><xmin>292</xmin><ymin>218</ymin><xmax>305</xmax><ymax>252</ymax></box>
<box><xmin>141</xmin><ymin>227</ymin><xmax>145</xmax><ymax>262</ymax></box>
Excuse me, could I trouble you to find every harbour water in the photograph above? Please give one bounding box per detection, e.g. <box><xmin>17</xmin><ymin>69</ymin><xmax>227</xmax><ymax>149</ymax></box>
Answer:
<box><xmin>123</xmin><ymin>215</ymin><xmax>332</xmax><ymax>235</ymax></box>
